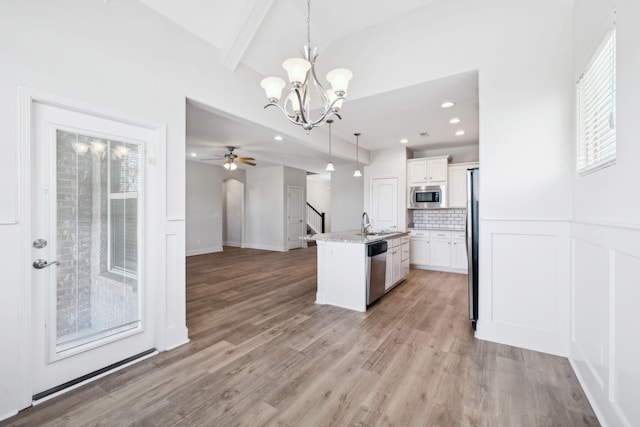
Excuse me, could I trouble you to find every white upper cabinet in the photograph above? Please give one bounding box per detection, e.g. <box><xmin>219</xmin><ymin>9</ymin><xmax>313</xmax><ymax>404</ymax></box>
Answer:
<box><xmin>408</xmin><ymin>160</ymin><xmax>428</xmax><ymax>186</ymax></box>
<box><xmin>407</xmin><ymin>156</ymin><xmax>449</xmax><ymax>186</ymax></box>
<box><xmin>425</xmin><ymin>157</ymin><xmax>448</xmax><ymax>184</ymax></box>
<box><xmin>447</xmin><ymin>162</ymin><xmax>478</xmax><ymax>208</ymax></box>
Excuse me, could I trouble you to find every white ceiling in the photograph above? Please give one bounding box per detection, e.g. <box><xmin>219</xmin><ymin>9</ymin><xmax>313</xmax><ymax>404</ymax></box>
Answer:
<box><xmin>144</xmin><ymin>0</ymin><xmax>479</xmax><ymax>173</ymax></box>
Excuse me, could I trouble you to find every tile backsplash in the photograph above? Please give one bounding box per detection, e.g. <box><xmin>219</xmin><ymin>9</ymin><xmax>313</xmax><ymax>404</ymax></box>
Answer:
<box><xmin>410</xmin><ymin>208</ymin><xmax>466</xmax><ymax>230</ymax></box>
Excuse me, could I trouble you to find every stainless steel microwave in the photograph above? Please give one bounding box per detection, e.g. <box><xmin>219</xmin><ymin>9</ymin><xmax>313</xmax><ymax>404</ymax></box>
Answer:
<box><xmin>409</xmin><ymin>185</ymin><xmax>446</xmax><ymax>209</ymax></box>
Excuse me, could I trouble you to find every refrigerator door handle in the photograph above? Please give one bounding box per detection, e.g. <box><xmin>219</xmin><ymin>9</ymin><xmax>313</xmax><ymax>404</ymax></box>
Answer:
<box><xmin>466</xmin><ymin>170</ymin><xmax>474</xmax><ymax>322</ymax></box>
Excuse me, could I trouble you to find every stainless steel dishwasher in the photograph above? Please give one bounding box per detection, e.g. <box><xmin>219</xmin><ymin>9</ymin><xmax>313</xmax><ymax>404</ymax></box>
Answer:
<box><xmin>366</xmin><ymin>241</ymin><xmax>388</xmax><ymax>305</ymax></box>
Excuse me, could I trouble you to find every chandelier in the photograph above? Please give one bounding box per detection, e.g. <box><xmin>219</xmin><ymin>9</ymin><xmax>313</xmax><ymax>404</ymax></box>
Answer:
<box><xmin>259</xmin><ymin>0</ymin><xmax>353</xmax><ymax>134</ymax></box>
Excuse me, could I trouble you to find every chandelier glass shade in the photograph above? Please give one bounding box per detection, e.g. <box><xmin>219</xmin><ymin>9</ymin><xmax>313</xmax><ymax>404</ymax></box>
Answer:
<box><xmin>259</xmin><ymin>0</ymin><xmax>353</xmax><ymax>133</ymax></box>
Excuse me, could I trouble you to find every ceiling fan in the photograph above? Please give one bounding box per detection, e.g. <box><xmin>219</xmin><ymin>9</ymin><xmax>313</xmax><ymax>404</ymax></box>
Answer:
<box><xmin>203</xmin><ymin>146</ymin><xmax>256</xmax><ymax>170</ymax></box>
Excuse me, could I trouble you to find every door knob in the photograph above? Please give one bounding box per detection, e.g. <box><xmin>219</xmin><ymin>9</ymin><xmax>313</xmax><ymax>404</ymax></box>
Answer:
<box><xmin>33</xmin><ymin>259</ymin><xmax>60</xmax><ymax>269</ymax></box>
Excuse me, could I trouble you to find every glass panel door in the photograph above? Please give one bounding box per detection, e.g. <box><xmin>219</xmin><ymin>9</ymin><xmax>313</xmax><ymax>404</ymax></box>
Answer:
<box><xmin>54</xmin><ymin>130</ymin><xmax>142</xmax><ymax>356</ymax></box>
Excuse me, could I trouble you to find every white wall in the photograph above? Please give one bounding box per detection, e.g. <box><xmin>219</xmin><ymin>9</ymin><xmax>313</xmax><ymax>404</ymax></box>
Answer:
<box><xmin>325</xmin><ymin>0</ymin><xmax>574</xmax><ymax>355</ymax></box>
<box><xmin>330</xmin><ymin>164</ymin><xmax>364</xmax><ymax>232</ymax></box>
<box><xmin>186</xmin><ymin>161</ymin><xmax>223</xmax><ymax>255</ymax></box>
<box><xmin>307</xmin><ymin>177</ymin><xmax>332</xmax><ymax>232</ymax></box>
<box><xmin>412</xmin><ymin>145</ymin><xmax>479</xmax><ymax>164</ymax></box>
<box><xmin>243</xmin><ymin>166</ymin><xmax>305</xmax><ymax>251</ymax></box>
<box><xmin>283</xmin><ymin>166</ymin><xmax>307</xmax><ymax>247</ymax></box>
<box><xmin>364</xmin><ymin>146</ymin><xmax>408</xmax><ymax>231</ymax></box>
<box><xmin>223</xmin><ymin>178</ymin><xmax>244</xmax><ymax>247</ymax></box>
<box><xmin>245</xmin><ymin>167</ymin><xmax>284</xmax><ymax>251</ymax></box>
<box><xmin>0</xmin><ymin>0</ymin><xmax>320</xmax><ymax>418</ymax></box>
<box><xmin>0</xmin><ymin>0</ymin><xmax>199</xmax><ymax>416</ymax></box>
<box><xmin>570</xmin><ymin>1</ymin><xmax>640</xmax><ymax>426</ymax></box>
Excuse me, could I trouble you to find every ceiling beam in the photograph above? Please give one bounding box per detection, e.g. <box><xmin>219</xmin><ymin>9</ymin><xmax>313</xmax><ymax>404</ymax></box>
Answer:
<box><xmin>220</xmin><ymin>0</ymin><xmax>274</xmax><ymax>71</ymax></box>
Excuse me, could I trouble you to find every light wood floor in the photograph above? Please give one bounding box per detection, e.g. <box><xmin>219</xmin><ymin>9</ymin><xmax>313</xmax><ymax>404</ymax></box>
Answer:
<box><xmin>4</xmin><ymin>246</ymin><xmax>598</xmax><ymax>426</ymax></box>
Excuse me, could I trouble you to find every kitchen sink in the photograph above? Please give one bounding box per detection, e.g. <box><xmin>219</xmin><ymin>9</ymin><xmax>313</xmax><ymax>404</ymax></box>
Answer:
<box><xmin>355</xmin><ymin>231</ymin><xmax>394</xmax><ymax>237</ymax></box>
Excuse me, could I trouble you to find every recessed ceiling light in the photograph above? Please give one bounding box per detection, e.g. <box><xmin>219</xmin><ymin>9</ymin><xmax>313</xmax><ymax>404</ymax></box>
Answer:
<box><xmin>400</xmin><ymin>138</ymin><xmax>409</xmax><ymax>144</ymax></box>
<box><xmin>189</xmin><ymin>152</ymin><xmax>197</xmax><ymax>157</ymax></box>
<box><xmin>449</xmin><ymin>117</ymin><xmax>461</xmax><ymax>124</ymax></box>
<box><xmin>274</xmin><ymin>135</ymin><xmax>283</xmax><ymax>141</ymax></box>
<box><xmin>455</xmin><ymin>130</ymin><xmax>465</xmax><ymax>136</ymax></box>
<box><xmin>441</xmin><ymin>101</ymin><xmax>455</xmax><ymax>108</ymax></box>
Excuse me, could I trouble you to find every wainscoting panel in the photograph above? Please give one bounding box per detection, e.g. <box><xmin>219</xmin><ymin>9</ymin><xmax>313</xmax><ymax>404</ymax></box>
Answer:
<box><xmin>477</xmin><ymin>219</ymin><xmax>570</xmax><ymax>356</ymax></box>
<box><xmin>162</xmin><ymin>219</ymin><xmax>189</xmax><ymax>351</ymax></box>
<box><xmin>612</xmin><ymin>252</ymin><xmax>640</xmax><ymax>427</ymax></box>
<box><xmin>572</xmin><ymin>238</ymin><xmax>609</xmax><ymax>389</ymax></box>
<box><xmin>570</xmin><ymin>221</ymin><xmax>640</xmax><ymax>427</ymax></box>
<box><xmin>491</xmin><ymin>233</ymin><xmax>558</xmax><ymax>331</ymax></box>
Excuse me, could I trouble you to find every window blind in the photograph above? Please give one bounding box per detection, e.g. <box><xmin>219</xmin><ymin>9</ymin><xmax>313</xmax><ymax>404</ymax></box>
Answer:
<box><xmin>576</xmin><ymin>29</ymin><xmax>616</xmax><ymax>175</ymax></box>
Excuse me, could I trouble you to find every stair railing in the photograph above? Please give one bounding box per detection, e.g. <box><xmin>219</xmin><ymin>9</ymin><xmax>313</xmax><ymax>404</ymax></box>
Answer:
<box><xmin>306</xmin><ymin>202</ymin><xmax>325</xmax><ymax>234</ymax></box>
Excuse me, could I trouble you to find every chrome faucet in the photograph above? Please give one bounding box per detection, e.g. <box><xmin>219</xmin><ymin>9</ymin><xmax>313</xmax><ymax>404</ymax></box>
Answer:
<box><xmin>361</xmin><ymin>212</ymin><xmax>372</xmax><ymax>234</ymax></box>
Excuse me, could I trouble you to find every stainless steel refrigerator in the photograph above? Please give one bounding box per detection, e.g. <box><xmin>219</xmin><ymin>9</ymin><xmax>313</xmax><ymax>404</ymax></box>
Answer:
<box><xmin>466</xmin><ymin>168</ymin><xmax>479</xmax><ymax>331</ymax></box>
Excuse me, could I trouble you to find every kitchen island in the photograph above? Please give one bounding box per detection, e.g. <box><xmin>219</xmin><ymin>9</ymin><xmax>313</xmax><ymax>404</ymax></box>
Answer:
<box><xmin>307</xmin><ymin>230</ymin><xmax>410</xmax><ymax>312</ymax></box>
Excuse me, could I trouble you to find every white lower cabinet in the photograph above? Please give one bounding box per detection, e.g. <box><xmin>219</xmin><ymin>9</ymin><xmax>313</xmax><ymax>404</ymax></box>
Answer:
<box><xmin>392</xmin><ymin>248</ymin><xmax>402</xmax><ymax>284</ymax></box>
<box><xmin>429</xmin><ymin>232</ymin><xmax>452</xmax><ymax>268</ymax></box>
<box><xmin>409</xmin><ymin>229</ymin><xmax>468</xmax><ymax>273</ymax></box>
<box><xmin>385</xmin><ymin>235</ymin><xmax>410</xmax><ymax>291</ymax></box>
<box><xmin>409</xmin><ymin>230</ymin><xmax>429</xmax><ymax>265</ymax></box>
<box><xmin>451</xmin><ymin>233</ymin><xmax>468</xmax><ymax>270</ymax></box>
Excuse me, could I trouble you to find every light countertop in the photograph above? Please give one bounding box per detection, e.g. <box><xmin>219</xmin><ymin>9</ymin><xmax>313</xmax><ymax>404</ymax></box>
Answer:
<box><xmin>305</xmin><ymin>230</ymin><xmax>409</xmax><ymax>244</ymax></box>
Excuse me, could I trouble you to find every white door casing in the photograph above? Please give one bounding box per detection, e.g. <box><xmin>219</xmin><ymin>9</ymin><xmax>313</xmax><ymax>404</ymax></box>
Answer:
<box><xmin>287</xmin><ymin>186</ymin><xmax>303</xmax><ymax>250</ymax></box>
<box><xmin>26</xmin><ymin>96</ymin><xmax>163</xmax><ymax>402</ymax></box>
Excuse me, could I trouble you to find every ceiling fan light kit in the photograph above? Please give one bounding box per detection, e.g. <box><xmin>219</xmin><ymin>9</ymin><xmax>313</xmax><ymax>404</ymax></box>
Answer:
<box><xmin>203</xmin><ymin>146</ymin><xmax>256</xmax><ymax>171</ymax></box>
<box><xmin>259</xmin><ymin>0</ymin><xmax>353</xmax><ymax>133</ymax></box>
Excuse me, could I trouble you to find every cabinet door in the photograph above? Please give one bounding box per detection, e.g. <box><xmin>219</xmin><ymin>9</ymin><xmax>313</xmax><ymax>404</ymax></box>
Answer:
<box><xmin>392</xmin><ymin>249</ymin><xmax>402</xmax><ymax>283</ymax></box>
<box><xmin>385</xmin><ymin>241</ymin><xmax>393</xmax><ymax>289</ymax></box>
<box><xmin>426</xmin><ymin>158</ymin><xmax>448</xmax><ymax>184</ymax></box>
<box><xmin>452</xmin><ymin>238</ymin><xmax>468</xmax><ymax>271</ymax></box>
<box><xmin>410</xmin><ymin>238</ymin><xmax>429</xmax><ymax>265</ymax></box>
<box><xmin>408</xmin><ymin>160</ymin><xmax>427</xmax><ymax>185</ymax></box>
<box><xmin>429</xmin><ymin>237</ymin><xmax>452</xmax><ymax>267</ymax></box>
<box><xmin>401</xmin><ymin>242</ymin><xmax>410</xmax><ymax>261</ymax></box>
<box><xmin>448</xmin><ymin>166</ymin><xmax>468</xmax><ymax>208</ymax></box>
<box><xmin>401</xmin><ymin>259</ymin><xmax>410</xmax><ymax>279</ymax></box>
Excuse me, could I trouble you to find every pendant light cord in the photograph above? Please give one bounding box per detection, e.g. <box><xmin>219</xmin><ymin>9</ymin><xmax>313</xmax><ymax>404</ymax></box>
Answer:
<box><xmin>328</xmin><ymin>121</ymin><xmax>332</xmax><ymax>162</ymax></box>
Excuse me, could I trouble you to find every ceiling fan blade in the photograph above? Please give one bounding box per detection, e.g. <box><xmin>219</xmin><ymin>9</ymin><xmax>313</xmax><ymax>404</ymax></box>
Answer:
<box><xmin>238</xmin><ymin>157</ymin><xmax>255</xmax><ymax>161</ymax></box>
<box><xmin>237</xmin><ymin>159</ymin><xmax>256</xmax><ymax>166</ymax></box>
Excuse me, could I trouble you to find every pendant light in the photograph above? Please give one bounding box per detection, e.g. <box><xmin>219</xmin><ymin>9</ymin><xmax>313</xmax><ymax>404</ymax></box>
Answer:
<box><xmin>325</xmin><ymin>119</ymin><xmax>335</xmax><ymax>172</ymax></box>
<box><xmin>353</xmin><ymin>133</ymin><xmax>362</xmax><ymax>177</ymax></box>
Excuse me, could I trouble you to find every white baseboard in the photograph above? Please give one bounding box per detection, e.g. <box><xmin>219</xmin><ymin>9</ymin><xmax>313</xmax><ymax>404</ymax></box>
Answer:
<box><xmin>185</xmin><ymin>246</ymin><xmax>222</xmax><ymax>256</ymax></box>
<box><xmin>410</xmin><ymin>264</ymin><xmax>467</xmax><ymax>275</ymax></box>
<box><xmin>223</xmin><ymin>240</ymin><xmax>242</xmax><ymax>247</ymax></box>
<box><xmin>0</xmin><ymin>411</ymin><xmax>18</xmax><ymax>423</ymax></box>
<box><xmin>244</xmin><ymin>243</ymin><xmax>288</xmax><ymax>252</ymax></box>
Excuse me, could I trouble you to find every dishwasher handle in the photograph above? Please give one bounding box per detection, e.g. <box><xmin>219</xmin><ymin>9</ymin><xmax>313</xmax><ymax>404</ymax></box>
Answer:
<box><xmin>367</xmin><ymin>241</ymin><xmax>388</xmax><ymax>257</ymax></box>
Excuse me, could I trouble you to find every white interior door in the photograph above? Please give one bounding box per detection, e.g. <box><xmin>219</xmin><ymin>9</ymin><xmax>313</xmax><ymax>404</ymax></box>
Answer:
<box><xmin>31</xmin><ymin>102</ymin><xmax>156</xmax><ymax>399</ymax></box>
<box><xmin>371</xmin><ymin>177</ymin><xmax>398</xmax><ymax>231</ymax></box>
<box><xmin>287</xmin><ymin>186</ymin><xmax>304</xmax><ymax>250</ymax></box>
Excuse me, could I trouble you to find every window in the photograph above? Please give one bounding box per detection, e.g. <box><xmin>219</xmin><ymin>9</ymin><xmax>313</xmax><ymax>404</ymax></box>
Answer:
<box><xmin>108</xmin><ymin>142</ymin><xmax>140</xmax><ymax>276</ymax></box>
<box><xmin>576</xmin><ymin>29</ymin><xmax>616</xmax><ymax>175</ymax></box>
